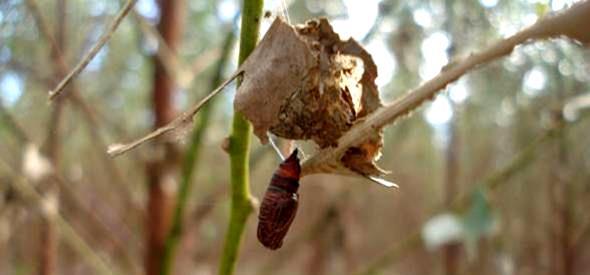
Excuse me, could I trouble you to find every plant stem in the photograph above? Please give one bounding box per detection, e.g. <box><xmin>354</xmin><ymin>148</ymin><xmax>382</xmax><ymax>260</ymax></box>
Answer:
<box><xmin>160</xmin><ymin>30</ymin><xmax>236</xmax><ymax>275</ymax></box>
<box><xmin>218</xmin><ymin>1</ymin><xmax>263</xmax><ymax>274</ymax></box>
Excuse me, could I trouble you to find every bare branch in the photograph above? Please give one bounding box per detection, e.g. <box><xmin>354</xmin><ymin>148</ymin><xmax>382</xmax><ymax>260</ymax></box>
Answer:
<box><xmin>48</xmin><ymin>0</ymin><xmax>138</xmax><ymax>100</ymax></box>
<box><xmin>24</xmin><ymin>0</ymin><xmax>135</xmax><ymax>204</ymax></box>
<box><xmin>301</xmin><ymin>0</ymin><xmax>590</xmax><ymax>176</ymax></box>
<box><xmin>107</xmin><ymin>70</ymin><xmax>242</xmax><ymax>157</ymax></box>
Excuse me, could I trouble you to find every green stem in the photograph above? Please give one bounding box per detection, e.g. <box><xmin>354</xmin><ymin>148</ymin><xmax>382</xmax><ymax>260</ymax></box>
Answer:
<box><xmin>218</xmin><ymin>1</ymin><xmax>263</xmax><ymax>275</ymax></box>
<box><xmin>160</xmin><ymin>30</ymin><xmax>236</xmax><ymax>275</ymax></box>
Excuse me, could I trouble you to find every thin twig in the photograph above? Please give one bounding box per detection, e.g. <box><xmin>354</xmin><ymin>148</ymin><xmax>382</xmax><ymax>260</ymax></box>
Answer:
<box><xmin>301</xmin><ymin>0</ymin><xmax>590</xmax><ymax>176</ymax></box>
<box><xmin>24</xmin><ymin>0</ymin><xmax>136</xmax><ymax>210</ymax></box>
<box><xmin>48</xmin><ymin>0</ymin><xmax>138</xmax><ymax>100</ymax></box>
<box><xmin>107</xmin><ymin>70</ymin><xmax>242</xmax><ymax>157</ymax></box>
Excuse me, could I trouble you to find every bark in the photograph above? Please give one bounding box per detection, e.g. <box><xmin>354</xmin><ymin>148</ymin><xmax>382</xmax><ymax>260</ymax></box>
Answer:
<box><xmin>145</xmin><ymin>1</ymin><xmax>184</xmax><ymax>275</ymax></box>
<box><xmin>39</xmin><ymin>1</ymin><xmax>67</xmax><ymax>274</ymax></box>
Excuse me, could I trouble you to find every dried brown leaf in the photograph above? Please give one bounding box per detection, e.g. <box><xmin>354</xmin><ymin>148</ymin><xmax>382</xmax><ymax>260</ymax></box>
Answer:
<box><xmin>234</xmin><ymin>18</ymin><xmax>316</xmax><ymax>143</ymax></box>
<box><xmin>235</xmin><ymin>17</ymin><xmax>387</xmax><ymax>177</ymax></box>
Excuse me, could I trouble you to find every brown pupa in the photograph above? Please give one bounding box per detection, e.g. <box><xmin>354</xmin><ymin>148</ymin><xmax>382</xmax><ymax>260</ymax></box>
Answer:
<box><xmin>257</xmin><ymin>149</ymin><xmax>301</xmax><ymax>250</ymax></box>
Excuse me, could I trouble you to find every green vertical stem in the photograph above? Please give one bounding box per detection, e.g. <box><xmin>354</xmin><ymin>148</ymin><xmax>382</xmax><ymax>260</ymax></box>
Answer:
<box><xmin>218</xmin><ymin>1</ymin><xmax>263</xmax><ymax>275</ymax></box>
<box><xmin>159</xmin><ymin>30</ymin><xmax>236</xmax><ymax>275</ymax></box>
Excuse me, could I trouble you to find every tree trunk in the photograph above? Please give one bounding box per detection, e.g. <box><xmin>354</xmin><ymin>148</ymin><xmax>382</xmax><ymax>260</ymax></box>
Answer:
<box><xmin>39</xmin><ymin>1</ymin><xmax>67</xmax><ymax>274</ymax></box>
<box><xmin>443</xmin><ymin>119</ymin><xmax>460</xmax><ymax>275</ymax></box>
<box><xmin>145</xmin><ymin>1</ymin><xmax>184</xmax><ymax>275</ymax></box>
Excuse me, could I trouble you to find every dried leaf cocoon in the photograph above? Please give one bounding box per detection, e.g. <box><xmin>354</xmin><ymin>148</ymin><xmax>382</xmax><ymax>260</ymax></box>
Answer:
<box><xmin>234</xmin><ymin>17</ymin><xmax>386</xmax><ymax>176</ymax></box>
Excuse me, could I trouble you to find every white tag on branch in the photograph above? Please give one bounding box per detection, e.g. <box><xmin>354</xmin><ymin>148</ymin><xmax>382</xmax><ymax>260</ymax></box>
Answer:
<box><xmin>22</xmin><ymin>144</ymin><xmax>52</xmax><ymax>182</ymax></box>
<box><xmin>421</xmin><ymin>213</ymin><xmax>464</xmax><ymax>251</ymax></box>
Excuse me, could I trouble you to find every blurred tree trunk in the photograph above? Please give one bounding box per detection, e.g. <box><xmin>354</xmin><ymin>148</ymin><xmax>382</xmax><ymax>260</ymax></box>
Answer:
<box><xmin>548</xmin><ymin>67</ymin><xmax>574</xmax><ymax>275</ymax></box>
<box><xmin>145</xmin><ymin>1</ymin><xmax>184</xmax><ymax>275</ymax></box>
<box><xmin>39</xmin><ymin>1</ymin><xmax>67</xmax><ymax>274</ymax></box>
<box><xmin>443</xmin><ymin>119</ymin><xmax>460</xmax><ymax>275</ymax></box>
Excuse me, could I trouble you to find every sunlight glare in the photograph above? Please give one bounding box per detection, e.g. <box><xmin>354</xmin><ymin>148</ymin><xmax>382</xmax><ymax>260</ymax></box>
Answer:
<box><xmin>479</xmin><ymin>0</ymin><xmax>499</xmax><ymax>8</ymax></box>
<box><xmin>330</xmin><ymin>0</ymin><xmax>380</xmax><ymax>39</ymax></box>
<box><xmin>87</xmin><ymin>47</ymin><xmax>108</xmax><ymax>71</ymax></box>
<box><xmin>0</xmin><ymin>72</ymin><xmax>24</xmax><ymax>106</ymax></box>
<box><xmin>449</xmin><ymin>81</ymin><xmax>469</xmax><ymax>104</ymax></box>
<box><xmin>218</xmin><ymin>0</ymin><xmax>238</xmax><ymax>22</ymax></box>
<box><xmin>523</xmin><ymin>66</ymin><xmax>546</xmax><ymax>96</ymax></box>
<box><xmin>550</xmin><ymin>0</ymin><xmax>578</xmax><ymax>10</ymax></box>
<box><xmin>420</xmin><ymin>31</ymin><xmax>450</xmax><ymax>80</ymax></box>
<box><xmin>412</xmin><ymin>8</ymin><xmax>433</xmax><ymax>28</ymax></box>
<box><xmin>366</xmin><ymin>37</ymin><xmax>396</xmax><ymax>88</ymax></box>
<box><xmin>425</xmin><ymin>95</ymin><xmax>453</xmax><ymax>125</ymax></box>
<box><xmin>136</xmin><ymin>0</ymin><xmax>159</xmax><ymax>20</ymax></box>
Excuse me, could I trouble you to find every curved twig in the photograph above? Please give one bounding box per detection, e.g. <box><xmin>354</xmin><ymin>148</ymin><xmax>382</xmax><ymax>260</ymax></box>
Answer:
<box><xmin>107</xmin><ymin>70</ymin><xmax>242</xmax><ymax>157</ymax></box>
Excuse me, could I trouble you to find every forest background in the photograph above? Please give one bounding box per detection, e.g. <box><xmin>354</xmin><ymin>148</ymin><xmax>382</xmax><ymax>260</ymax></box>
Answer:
<box><xmin>1</xmin><ymin>0</ymin><xmax>589</xmax><ymax>275</ymax></box>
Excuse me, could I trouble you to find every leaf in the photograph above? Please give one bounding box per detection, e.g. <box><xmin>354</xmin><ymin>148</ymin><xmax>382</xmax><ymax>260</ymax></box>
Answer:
<box><xmin>461</xmin><ymin>189</ymin><xmax>496</xmax><ymax>259</ymax></box>
<box><xmin>234</xmin><ymin>17</ymin><xmax>386</xmax><ymax>177</ymax></box>
<box><xmin>421</xmin><ymin>189</ymin><xmax>496</xmax><ymax>257</ymax></box>
<box><xmin>234</xmin><ymin>18</ymin><xmax>316</xmax><ymax>144</ymax></box>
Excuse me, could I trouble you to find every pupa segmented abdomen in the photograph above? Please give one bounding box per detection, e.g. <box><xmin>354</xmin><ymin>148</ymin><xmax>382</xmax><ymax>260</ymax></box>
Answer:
<box><xmin>257</xmin><ymin>149</ymin><xmax>301</xmax><ymax>250</ymax></box>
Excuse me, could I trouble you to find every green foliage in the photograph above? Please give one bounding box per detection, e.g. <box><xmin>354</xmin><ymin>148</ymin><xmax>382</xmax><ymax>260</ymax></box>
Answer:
<box><xmin>461</xmin><ymin>189</ymin><xmax>494</xmax><ymax>258</ymax></box>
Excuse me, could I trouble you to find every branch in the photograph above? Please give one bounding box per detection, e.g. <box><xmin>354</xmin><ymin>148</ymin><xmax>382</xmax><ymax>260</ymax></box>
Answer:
<box><xmin>301</xmin><ymin>0</ymin><xmax>590</xmax><ymax>176</ymax></box>
<box><xmin>24</xmin><ymin>0</ymin><xmax>135</xmax><ymax>207</ymax></box>
<box><xmin>218</xmin><ymin>0</ymin><xmax>264</xmax><ymax>274</ymax></box>
<box><xmin>107</xmin><ymin>70</ymin><xmax>241</xmax><ymax>157</ymax></box>
<box><xmin>48</xmin><ymin>0</ymin><xmax>138</xmax><ymax>100</ymax></box>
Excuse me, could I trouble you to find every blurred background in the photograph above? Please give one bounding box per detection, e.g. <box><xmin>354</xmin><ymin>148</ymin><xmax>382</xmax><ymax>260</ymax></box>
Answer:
<box><xmin>1</xmin><ymin>0</ymin><xmax>590</xmax><ymax>274</ymax></box>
